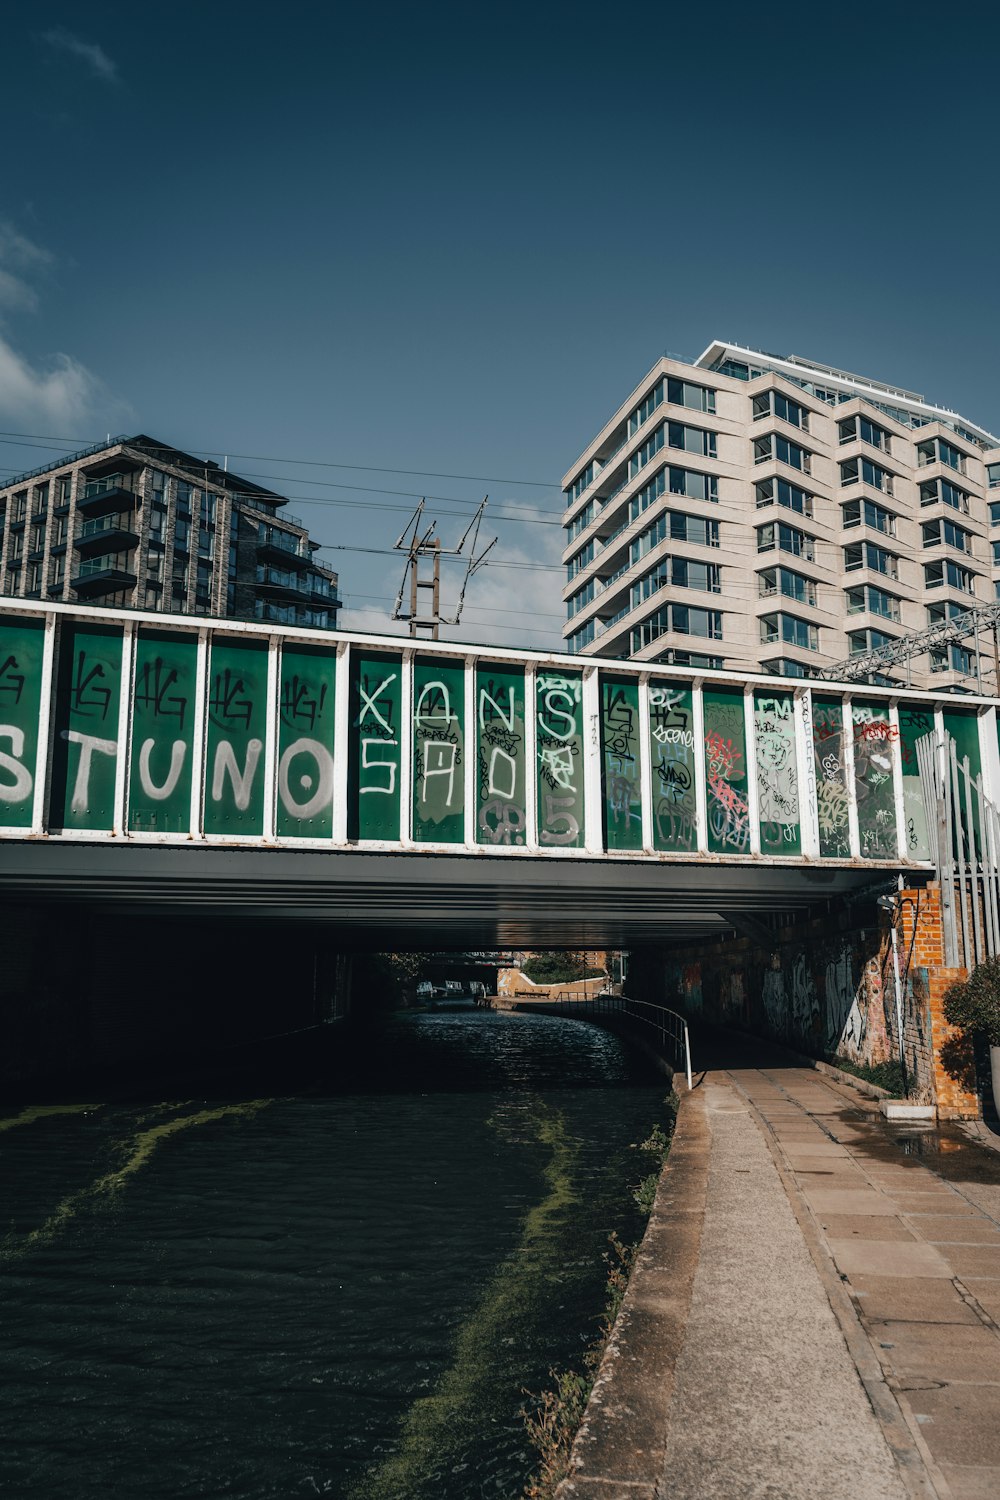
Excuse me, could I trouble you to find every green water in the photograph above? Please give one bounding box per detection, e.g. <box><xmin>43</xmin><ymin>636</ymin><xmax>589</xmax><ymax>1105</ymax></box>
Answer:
<box><xmin>0</xmin><ymin>1010</ymin><xmax>667</xmax><ymax>1499</ymax></box>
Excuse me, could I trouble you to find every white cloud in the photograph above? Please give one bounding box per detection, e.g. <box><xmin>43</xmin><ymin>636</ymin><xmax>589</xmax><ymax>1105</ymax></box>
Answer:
<box><xmin>41</xmin><ymin>27</ymin><xmax>117</xmax><ymax>81</ymax></box>
<box><xmin>0</xmin><ymin>336</ymin><xmax>115</xmax><ymax>428</ymax></box>
<box><xmin>0</xmin><ymin>223</ymin><xmax>54</xmax><ymax>313</ymax></box>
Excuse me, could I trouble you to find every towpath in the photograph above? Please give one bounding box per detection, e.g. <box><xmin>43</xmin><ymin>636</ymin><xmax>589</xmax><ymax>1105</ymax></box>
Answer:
<box><xmin>560</xmin><ymin>1034</ymin><xmax>1000</xmax><ymax>1500</ymax></box>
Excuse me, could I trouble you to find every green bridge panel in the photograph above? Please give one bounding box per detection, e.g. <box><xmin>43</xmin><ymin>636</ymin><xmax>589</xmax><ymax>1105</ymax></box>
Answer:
<box><xmin>412</xmin><ymin>658</ymin><xmax>465</xmax><ymax>845</ymax></box>
<box><xmin>204</xmin><ymin>637</ymin><xmax>268</xmax><ymax>836</ymax></box>
<box><xmin>0</xmin><ymin>616</ymin><xmax>44</xmax><ymax>828</ymax></box>
<box><xmin>349</xmin><ymin>652</ymin><xmax>403</xmax><ymax>842</ymax></box>
<box><xmin>129</xmin><ymin>630</ymin><xmax>197</xmax><ymax>834</ymax></box>
<box><xmin>536</xmin><ymin>669</ymin><xmax>585</xmax><ymax>848</ymax></box>
<box><xmin>703</xmin><ymin>687</ymin><xmax>749</xmax><ymax>854</ymax></box>
<box><xmin>647</xmin><ymin>681</ymin><xmax>696</xmax><ymax>853</ymax></box>
<box><xmin>812</xmin><ymin>697</ymin><xmax>851</xmax><ymax>858</ymax></box>
<box><xmin>852</xmin><ymin>700</ymin><xmax>896</xmax><ymax>859</ymax></box>
<box><xmin>601</xmin><ymin>676</ymin><xmax>642</xmax><ymax>851</ymax></box>
<box><xmin>753</xmin><ymin>689</ymin><xmax>801</xmax><ymax>856</ymax></box>
<box><xmin>897</xmin><ymin>704</ymin><xmax>934</xmax><ymax>860</ymax></box>
<box><xmin>475</xmin><ymin>664</ymin><xmax>526</xmax><ymax>847</ymax></box>
<box><xmin>277</xmin><ymin>644</ymin><xmax>337</xmax><ymax>839</ymax></box>
<box><xmin>50</xmin><ymin>621</ymin><xmax>123</xmax><ymax>832</ymax></box>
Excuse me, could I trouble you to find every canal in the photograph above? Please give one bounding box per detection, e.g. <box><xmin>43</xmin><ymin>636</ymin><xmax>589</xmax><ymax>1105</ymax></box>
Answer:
<box><xmin>0</xmin><ymin>1008</ymin><xmax>670</xmax><ymax>1500</ymax></box>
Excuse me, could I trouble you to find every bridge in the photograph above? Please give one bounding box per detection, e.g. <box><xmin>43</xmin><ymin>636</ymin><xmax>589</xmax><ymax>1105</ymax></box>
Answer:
<box><xmin>0</xmin><ymin>599</ymin><xmax>998</xmax><ymax>947</ymax></box>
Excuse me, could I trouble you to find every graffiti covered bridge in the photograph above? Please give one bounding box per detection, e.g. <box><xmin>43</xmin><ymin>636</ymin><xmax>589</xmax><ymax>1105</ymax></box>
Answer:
<box><xmin>0</xmin><ymin>600</ymin><xmax>995</xmax><ymax>947</ymax></box>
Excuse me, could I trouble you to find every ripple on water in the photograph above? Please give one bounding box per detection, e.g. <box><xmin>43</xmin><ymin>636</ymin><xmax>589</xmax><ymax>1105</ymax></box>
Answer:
<box><xmin>0</xmin><ymin>1010</ymin><xmax>667</xmax><ymax>1500</ymax></box>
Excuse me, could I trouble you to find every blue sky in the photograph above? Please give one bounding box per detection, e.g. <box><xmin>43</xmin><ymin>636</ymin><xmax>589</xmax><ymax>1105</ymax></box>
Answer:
<box><xmin>2</xmin><ymin>0</ymin><xmax>999</xmax><ymax>649</ymax></box>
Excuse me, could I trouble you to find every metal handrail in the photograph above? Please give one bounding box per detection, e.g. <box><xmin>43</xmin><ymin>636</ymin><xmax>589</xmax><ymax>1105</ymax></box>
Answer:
<box><xmin>552</xmin><ymin>990</ymin><xmax>693</xmax><ymax>1088</ymax></box>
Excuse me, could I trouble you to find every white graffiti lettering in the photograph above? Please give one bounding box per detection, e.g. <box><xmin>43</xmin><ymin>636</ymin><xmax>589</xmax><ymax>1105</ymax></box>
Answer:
<box><xmin>138</xmin><ymin>737</ymin><xmax>186</xmax><ymax>802</ymax></box>
<box><xmin>63</xmin><ymin>729</ymin><xmax>118</xmax><ymax>815</ymax></box>
<box><xmin>211</xmin><ymin>738</ymin><xmax>263</xmax><ymax>811</ymax></box>
<box><xmin>0</xmin><ymin>725</ymin><xmax>32</xmax><ymax>804</ymax></box>
<box><xmin>358</xmin><ymin>674</ymin><xmax>397</xmax><ymax>733</ymax></box>
<box><xmin>278</xmin><ymin>737</ymin><xmax>335</xmax><ymax>820</ymax></box>
<box><xmin>360</xmin><ymin>737</ymin><xmax>397</xmax><ymax>794</ymax></box>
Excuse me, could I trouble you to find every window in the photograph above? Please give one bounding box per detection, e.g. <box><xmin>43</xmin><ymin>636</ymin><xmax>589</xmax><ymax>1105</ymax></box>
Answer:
<box><xmin>669</xmin><ymin>466</ymin><xmax>717</xmax><ymax>502</ymax></box>
<box><xmin>924</xmin><ymin>560</ymin><xmax>976</xmax><ymax>593</ymax></box>
<box><xmin>988</xmin><ymin>463</ymin><xmax>1000</xmax><ymax>489</ymax></box>
<box><xmin>12</xmin><ymin>492</ymin><xmax>26</xmax><ymax>522</ymax></box>
<box><xmin>173</xmin><ymin>518</ymin><xmax>191</xmax><ymax>552</ymax></box>
<box><xmin>629</xmin><ymin>381</ymin><xmax>664</xmax><ymax>435</ymax></box>
<box><xmin>567</xmin><ymin>462</ymin><xmax>595</xmax><ymax>504</ymax></box>
<box><xmin>762</xmin><ymin>658</ymin><xmax>808</xmax><ymax>679</ymax></box>
<box><xmin>922</xmin><ymin>518</ymin><xmax>973</xmax><ymax>553</ymax></box>
<box><xmin>666</xmin><ymin>377</ymin><xmax>715</xmax><ymax>413</ymax></box>
<box><xmin>920</xmin><ymin>478</ymin><xmax>971</xmax><ymax>513</ymax></box>
<box><xmin>754</xmin><ymin>477</ymin><xmax>813</xmax><ymax>517</ymax></box>
<box><xmin>918</xmin><ymin>438</ymin><xmax>967</xmax><ymax>474</ymax></box>
<box><xmin>759</xmin><ymin>613</ymin><xmax>818</xmax><ymax>651</ymax></box>
<box><xmin>629</xmin><ymin>510</ymin><xmax>720</xmax><ymax>565</ymax></box>
<box><xmin>846</xmin><ymin>585</ymin><xmax>900</xmax><ymax>621</ymax></box>
<box><xmin>146</xmin><ymin>551</ymin><xmax>164</xmax><ymax>581</ymax></box>
<box><xmin>841</xmin><ymin>498</ymin><xmax>895</xmax><ymax>535</ymax></box>
<box><xmin>567</xmin><ymin>539</ymin><xmax>595</xmax><ymax>580</ymax></box>
<box><xmin>849</xmin><ymin>628</ymin><xmax>897</xmax><ymax>656</ymax></box>
<box><xmin>51</xmin><ymin>554</ymin><xmax>65</xmax><ymax>587</ymax></box>
<box><xmin>753</xmin><ymin>434</ymin><xmax>811</xmax><ymax>472</ymax></box>
<box><xmin>567</xmin><ymin>578</ymin><xmax>596</xmax><ymax>618</ymax></box>
<box><xmin>53</xmin><ymin>514</ymin><xmax>68</xmax><ymax>545</ymax></box>
<box><xmin>843</xmin><ymin>542</ymin><xmax>897</xmax><ymax>577</ymax></box>
<box><xmin>927</xmin><ymin>600</ymin><xmax>968</xmax><ymax>627</ymax></box>
<box><xmin>56</xmin><ymin>474</ymin><xmax>72</xmax><ymax>505</ymax></box>
<box><xmin>630</xmin><ymin>424</ymin><xmax>665</xmax><ymax>477</ymax></box>
<box><xmin>630</xmin><ymin>604</ymin><xmax>722</xmax><ymax>652</ymax></box>
<box><xmin>198</xmin><ymin>527</ymin><xmax>215</xmax><ymax>560</ymax></box>
<box><xmin>758</xmin><ymin>566</ymin><xmax>816</xmax><ymax>606</ymax></box>
<box><xmin>668</xmin><ymin>421</ymin><xmax>716</xmax><ymax>458</ymax></box>
<box><xmin>930</xmin><ymin>645</ymin><xmax>975</xmax><ymax>675</ymax></box>
<box><xmin>568</xmin><ymin>619</ymin><xmax>596</xmax><ymax>651</ymax></box>
<box><xmin>753</xmin><ymin>391</ymin><xmax>809</xmax><ymax>429</ymax></box>
<box><xmin>9</xmin><ymin>532</ymin><xmax>23</xmax><ymax>561</ymax></box>
<box><xmin>26</xmin><ymin>562</ymin><xmax>41</xmax><ymax>592</ymax></box>
<box><xmin>29</xmin><ymin>524</ymin><xmax>45</xmax><ymax>554</ymax></box>
<box><xmin>670</xmin><ymin>557</ymin><xmax>721</xmax><ymax>592</ymax></box>
<box><xmin>838</xmin><ymin>415</ymin><xmax>892</xmax><ymax>452</ymax></box>
<box><xmin>839</xmin><ymin>457</ymin><xmax>894</xmax><ymax>494</ymax></box>
<box><xmin>993</xmin><ymin>540</ymin><xmax>1000</xmax><ymax>567</ymax></box>
<box><xmin>32</xmin><ymin>483</ymin><xmax>49</xmax><ymax>515</ymax></box>
<box><xmin>567</xmin><ymin>500</ymin><xmax>594</xmax><ymax>542</ymax></box>
<box><xmin>990</xmin><ymin>501</ymin><xmax>1000</xmax><ymax>526</ymax></box>
<box><xmin>176</xmin><ymin>481</ymin><xmax>194</xmax><ymax>513</ymax></box>
<box><xmin>756</xmin><ymin>522</ymin><xmax>814</xmax><ymax>560</ymax></box>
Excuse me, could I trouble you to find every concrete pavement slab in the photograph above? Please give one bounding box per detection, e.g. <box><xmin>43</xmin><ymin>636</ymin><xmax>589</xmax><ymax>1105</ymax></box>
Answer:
<box><xmin>826</xmin><ymin>1239</ymin><xmax>954</xmax><ymax>1278</ymax></box>
<box><xmin>937</xmin><ymin>1463</ymin><xmax>1000</xmax><ymax>1500</ymax></box>
<box><xmin>904</xmin><ymin>1384</ymin><xmax>1000</xmax><ymax>1465</ymax></box>
<box><xmin>868</xmin><ymin>1322</ymin><xmax>1000</xmax><ymax>1383</ymax></box>
<box><xmin>962</xmin><ymin>1281</ymin><xmax>1000</xmax><ymax>1321</ymax></box>
<box><xmin>935</xmin><ymin>1245</ymin><xmax>1000</xmax><ymax>1279</ymax></box>
<box><xmin>817</xmin><ymin>1215</ymin><xmax>919</xmax><ymax>1242</ymax></box>
<box><xmin>893</xmin><ymin>1192</ymin><xmax>980</xmax><ymax>1214</ymax></box>
<box><xmin>919</xmin><ymin>1217</ymin><xmax>1000</xmax><ymax>1244</ymax></box>
<box><xmin>802</xmin><ymin>1189</ymin><xmax>902</xmax><ymax>1215</ymax></box>
<box><xmin>849</xmin><ymin>1275</ymin><xmax>980</xmax><ymax>1324</ymax></box>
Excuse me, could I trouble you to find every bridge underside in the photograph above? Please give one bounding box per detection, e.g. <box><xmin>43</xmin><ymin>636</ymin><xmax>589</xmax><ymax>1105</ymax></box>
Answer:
<box><xmin>0</xmin><ymin>842</ymin><xmax>905</xmax><ymax>949</ymax></box>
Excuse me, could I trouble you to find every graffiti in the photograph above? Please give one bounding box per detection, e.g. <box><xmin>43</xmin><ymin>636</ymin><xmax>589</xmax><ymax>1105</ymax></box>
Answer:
<box><xmin>649</xmin><ymin>682</ymin><xmax>696</xmax><ymax>851</ymax></box>
<box><xmin>812</xmin><ymin>700</ymin><xmax>851</xmax><ymax>858</ymax></box>
<box><xmin>209</xmin><ymin>668</ymin><xmax>254</xmax><ymax>730</ymax></box>
<box><xmin>655</xmin><ymin>802</ymin><xmax>696</xmax><ymax>849</ymax></box>
<box><xmin>707</xmin><ymin>773</ymin><xmax>750</xmax><ymax>851</ymax></box>
<box><xmin>413</xmin><ymin>672</ymin><xmax>464</xmax><ymax>837</ymax></box>
<box><xmin>705</xmin><ymin>731</ymin><xmax>743</xmax><ymax>782</ymax></box>
<box><xmin>602</xmin><ymin>680</ymin><xmax>641</xmax><ymax>847</ymax></box>
<box><xmin>0</xmin><ymin>654</ymin><xmax>25</xmax><ymax>707</ymax></box>
<box><xmin>762</xmin><ymin>968</ymin><xmax>785</xmax><ymax>1031</ymax></box>
<box><xmin>281</xmin><ymin>674</ymin><xmax>328</xmax><ymax>732</ymax></box>
<box><xmin>754</xmin><ymin>692</ymin><xmax>800</xmax><ymax>852</ymax></box>
<box><xmin>852</xmin><ymin>703</ymin><xmax>896</xmax><ymax>857</ymax></box>
<box><xmin>70</xmin><ymin>649</ymin><xmax>113</xmax><ymax>721</ymax></box>
<box><xmin>477</xmin><ymin>671</ymin><xmax>525</xmax><ymax>846</ymax></box>
<box><xmin>537</xmin><ymin>671</ymin><xmax>585</xmax><ymax>847</ymax></box>
<box><xmin>136</xmin><ymin>657</ymin><xmax>187</xmax><ymax>727</ymax></box>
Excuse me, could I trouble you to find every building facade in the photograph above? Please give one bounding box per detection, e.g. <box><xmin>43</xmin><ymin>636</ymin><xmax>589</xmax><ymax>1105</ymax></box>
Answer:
<box><xmin>0</xmin><ymin>434</ymin><xmax>339</xmax><ymax>630</ymax></box>
<box><xmin>561</xmin><ymin>342</ymin><xmax>1000</xmax><ymax>689</ymax></box>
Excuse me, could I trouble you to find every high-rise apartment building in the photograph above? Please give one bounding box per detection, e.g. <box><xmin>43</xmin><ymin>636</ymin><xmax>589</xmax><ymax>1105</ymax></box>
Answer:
<box><xmin>0</xmin><ymin>434</ymin><xmax>339</xmax><ymax>629</ymax></box>
<box><xmin>561</xmin><ymin>342</ymin><xmax>1000</xmax><ymax>689</ymax></box>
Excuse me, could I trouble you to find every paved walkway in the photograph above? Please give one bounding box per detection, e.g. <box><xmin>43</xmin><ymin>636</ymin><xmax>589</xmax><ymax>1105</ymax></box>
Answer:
<box><xmin>560</xmin><ymin>1049</ymin><xmax>1000</xmax><ymax>1500</ymax></box>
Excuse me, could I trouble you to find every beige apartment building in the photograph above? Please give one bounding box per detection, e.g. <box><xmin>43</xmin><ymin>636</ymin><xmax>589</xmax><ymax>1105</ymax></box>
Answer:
<box><xmin>561</xmin><ymin>341</ymin><xmax>1000</xmax><ymax>689</ymax></box>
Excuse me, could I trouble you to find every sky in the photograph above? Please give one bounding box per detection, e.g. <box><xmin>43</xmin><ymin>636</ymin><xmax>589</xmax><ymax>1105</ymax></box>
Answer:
<box><xmin>2</xmin><ymin>0</ymin><xmax>999</xmax><ymax>652</ymax></box>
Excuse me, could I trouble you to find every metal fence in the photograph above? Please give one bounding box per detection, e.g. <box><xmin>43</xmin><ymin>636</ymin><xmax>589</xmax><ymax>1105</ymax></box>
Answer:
<box><xmin>916</xmin><ymin>731</ymin><xmax>1000</xmax><ymax>969</ymax></box>
<box><xmin>553</xmin><ymin>990</ymin><xmax>694</xmax><ymax>1088</ymax></box>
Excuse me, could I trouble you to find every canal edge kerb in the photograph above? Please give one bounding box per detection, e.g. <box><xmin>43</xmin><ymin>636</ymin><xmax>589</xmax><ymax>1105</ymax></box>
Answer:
<box><xmin>555</xmin><ymin>1081</ymin><xmax>710</xmax><ymax>1500</ymax></box>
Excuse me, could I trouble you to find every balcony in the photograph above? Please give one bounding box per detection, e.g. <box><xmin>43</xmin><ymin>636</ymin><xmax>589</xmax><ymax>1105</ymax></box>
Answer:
<box><xmin>71</xmin><ymin>559</ymin><xmax>138</xmax><ymax>598</ymax></box>
<box><xmin>77</xmin><ymin>477</ymin><xmax>139</xmax><ymax>517</ymax></box>
<box><xmin>74</xmin><ymin>512</ymin><xmax>140</xmax><ymax>556</ymax></box>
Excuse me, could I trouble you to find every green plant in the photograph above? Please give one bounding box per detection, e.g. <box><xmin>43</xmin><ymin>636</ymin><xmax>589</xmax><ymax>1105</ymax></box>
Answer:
<box><xmin>520</xmin><ymin>954</ymin><xmax>603</xmax><ymax>985</ymax></box>
<box><xmin>943</xmin><ymin>957</ymin><xmax>1000</xmax><ymax>1046</ymax></box>
<box><xmin>829</xmin><ymin>1056</ymin><xmax>905</xmax><ymax>1097</ymax></box>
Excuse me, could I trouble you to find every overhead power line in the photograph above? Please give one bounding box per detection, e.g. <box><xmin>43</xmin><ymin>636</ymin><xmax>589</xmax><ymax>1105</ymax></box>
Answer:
<box><xmin>0</xmin><ymin>430</ymin><xmax>563</xmax><ymax>491</ymax></box>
